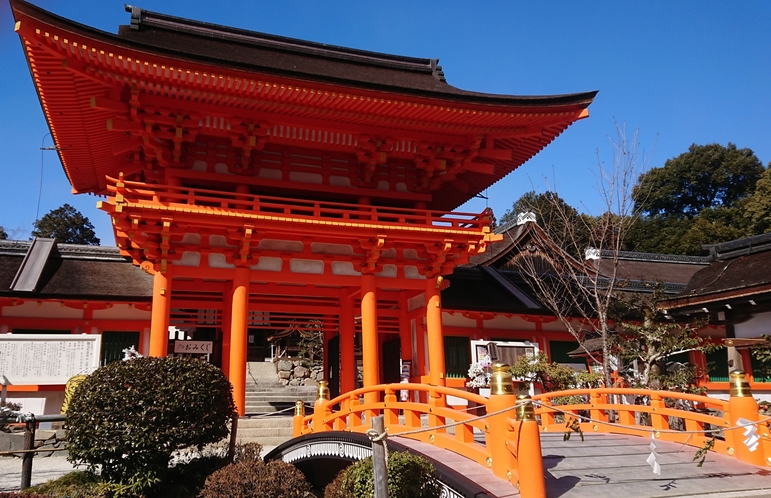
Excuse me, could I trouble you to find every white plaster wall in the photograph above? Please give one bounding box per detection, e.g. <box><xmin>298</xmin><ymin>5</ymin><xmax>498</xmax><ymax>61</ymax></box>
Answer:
<box><xmin>734</xmin><ymin>311</ymin><xmax>771</xmax><ymax>338</ymax></box>
<box><xmin>2</xmin><ymin>302</ymin><xmax>83</xmax><ymax>319</ymax></box>
<box><xmin>92</xmin><ymin>304</ymin><xmax>151</xmax><ymax>321</ymax></box>
<box><xmin>483</xmin><ymin>315</ymin><xmax>536</xmax><ymax>331</ymax></box>
<box><xmin>6</xmin><ymin>391</ymin><xmax>65</xmax><ymax>416</ymax></box>
<box><xmin>442</xmin><ymin>313</ymin><xmax>477</xmax><ymax>328</ymax></box>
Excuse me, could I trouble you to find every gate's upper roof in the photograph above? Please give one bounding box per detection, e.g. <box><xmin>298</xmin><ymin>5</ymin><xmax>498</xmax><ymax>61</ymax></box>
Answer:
<box><xmin>11</xmin><ymin>0</ymin><xmax>597</xmax><ymax>209</ymax></box>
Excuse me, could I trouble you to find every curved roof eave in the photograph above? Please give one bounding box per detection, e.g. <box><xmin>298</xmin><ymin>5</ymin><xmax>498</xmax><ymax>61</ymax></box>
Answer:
<box><xmin>12</xmin><ymin>0</ymin><xmax>597</xmax><ymax>110</ymax></box>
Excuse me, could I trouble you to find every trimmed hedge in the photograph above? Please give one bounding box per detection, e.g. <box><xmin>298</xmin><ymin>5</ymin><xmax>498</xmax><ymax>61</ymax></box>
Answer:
<box><xmin>200</xmin><ymin>443</ymin><xmax>312</xmax><ymax>498</ymax></box>
<box><xmin>324</xmin><ymin>451</ymin><xmax>442</xmax><ymax>498</ymax></box>
<box><xmin>66</xmin><ymin>357</ymin><xmax>235</xmax><ymax>493</ymax></box>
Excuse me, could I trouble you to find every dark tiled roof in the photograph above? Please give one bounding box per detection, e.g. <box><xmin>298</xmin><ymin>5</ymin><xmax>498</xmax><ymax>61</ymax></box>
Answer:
<box><xmin>0</xmin><ymin>240</ymin><xmax>152</xmax><ymax>301</ymax></box>
<box><xmin>596</xmin><ymin>258</ymin><xmax>707</xmax><ymax>287</ymax></box>
<box><xmin>116</xmin><ymin>6</ymin><xmax>597</xmax><ymax>106</ymax></box>
<box><xmin>661</xmin><ymin>235</ymin><xmax>771</xmax><ymax>317</ymax></box>
<box><xmin>13</xmin><ymin>0</ymin><xmax>597</xmax><ymax>107</ymax></box>
<box><xmin>679</xmin><ymin>250</ymin><xmax>771</xmax><ymax>300</ymax></box>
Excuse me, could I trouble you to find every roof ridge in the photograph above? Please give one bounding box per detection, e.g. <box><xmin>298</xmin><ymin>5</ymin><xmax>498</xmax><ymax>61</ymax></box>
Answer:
<box><xmin>598</xmin><ymin>249</ymin><xmax>709</xmax><ymax>264</ymax></box>
<box><xmin>126</xmin><ymin>5</ymin><xmax>437</xmax><ymax>74</ymax></box>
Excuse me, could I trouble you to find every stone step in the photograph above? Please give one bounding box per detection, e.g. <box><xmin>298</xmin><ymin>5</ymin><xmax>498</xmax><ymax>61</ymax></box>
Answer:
<box><xmin>245</xmin><ymin>394</ymin><xmax>316</xmax><ymax>400</ymax></box>
<box><xmin>238</xmin><ymin>417</ymin><xmax>294</xmax><ymax>429</ymax></box>
<box><xmin>235</xmin><ymin>435</ymin><xmax>294</xmax><ymax>446</ymax></box>
<box><xmin>234</xmin><ymin>415</ymin><xmax>295</xmax><ymax>446</ymax></box>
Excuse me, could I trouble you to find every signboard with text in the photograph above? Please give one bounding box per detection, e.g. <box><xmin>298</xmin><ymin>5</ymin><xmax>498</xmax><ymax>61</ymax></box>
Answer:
<box><xmin>0</xmin><ymin>334</ymin><xmax>102</xmax><ymax>385</ymax></box>
<box><xmin>173</xmin><ymin>340</ymin><xmax>213</xmax><ymax>354</ymax></box>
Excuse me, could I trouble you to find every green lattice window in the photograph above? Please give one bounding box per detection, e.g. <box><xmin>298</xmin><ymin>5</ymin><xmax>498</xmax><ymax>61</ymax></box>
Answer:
<box><xmin>549</xmin><ymin>340</ymin><xmax>581</xmax><ymax>364</ymax></box>
<box><xmin>706</xmin><ymin>349</ymin><xmax>729</xmax><ymax>383</ymax></box>
<box><xmin>101</xmin><ymin>331</ymin><xmax>140</xmax><ymax>366</ymax></box>
<box><xmin>444</xmin><ymin>336</ymin><xmax>471</xmax><ymax>379</ymax></box>
<box><xmin>750</xmin><ymin>351</ymin><xmax>771</xmax><ymax>383</ymax></box>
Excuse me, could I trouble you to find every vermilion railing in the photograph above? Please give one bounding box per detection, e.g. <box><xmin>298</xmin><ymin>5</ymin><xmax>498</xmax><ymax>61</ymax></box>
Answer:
<box><xmin>104</xmin><ymin>175</ymin><xmax>494</xmax><ymax>232</ymax></box>
<box><xmin>296</xmin><ymin>370</ymin><xmax>770</xmax><ymax>498</ymax></box>
<box><xmin>534</xmin><ymin>388</ymin><xmax>736</xmax><ymax>455</ymax></box>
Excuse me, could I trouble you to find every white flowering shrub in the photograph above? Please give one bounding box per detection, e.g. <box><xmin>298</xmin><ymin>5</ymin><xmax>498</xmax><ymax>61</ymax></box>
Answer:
<box><xmin>465</xmin><ymin>361</ymin><xmax>491</xmax><ymax>388</ymax></box>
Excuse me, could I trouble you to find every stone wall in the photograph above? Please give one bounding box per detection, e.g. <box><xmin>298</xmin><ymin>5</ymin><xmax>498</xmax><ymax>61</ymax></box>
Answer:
<box><xmin>276</xmin><ymin>359</ymin><xmax>324</xmax><ymax>387</ymax></box>
<box><xmin>0</xmin><ymin>424</ymin><xmax>67</xmax><ymax>458</ymax></box>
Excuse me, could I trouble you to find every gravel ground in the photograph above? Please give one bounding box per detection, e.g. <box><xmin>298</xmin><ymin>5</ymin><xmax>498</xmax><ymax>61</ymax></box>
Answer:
<box><xmin>0</xmin><ymin>454</ymin><xmax>83</xmax><ymax>492</ymax></box>
<box><xmin>0</xmin><ymin>445</ymin><xmax>278</xmax><ymax>493</ymax></box>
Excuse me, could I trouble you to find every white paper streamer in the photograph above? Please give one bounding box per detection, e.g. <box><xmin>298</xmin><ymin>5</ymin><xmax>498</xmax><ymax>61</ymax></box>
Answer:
<box><xmin>738</xmin><ymin>418</ymin><xmax>760</xmax><ymax>453</ymax></box>
<box><xmin>647</xmin><ymin>432</ymin><xmax>661</xmax><ymax>475</ymax></box>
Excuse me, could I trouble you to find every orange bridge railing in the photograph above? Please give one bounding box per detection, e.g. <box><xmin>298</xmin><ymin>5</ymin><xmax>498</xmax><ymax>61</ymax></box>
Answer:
<box><xmin>294</xmin><ymin>368</ymin><xmax>770</xmax><ymax>498</ymax></box>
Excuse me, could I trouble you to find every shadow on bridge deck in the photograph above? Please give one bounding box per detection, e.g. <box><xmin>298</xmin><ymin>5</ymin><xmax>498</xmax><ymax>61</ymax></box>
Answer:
<box><xmin>266</xmin><ymin>431</ymin><xmax>771</xmax><ymax>498</ymax></box>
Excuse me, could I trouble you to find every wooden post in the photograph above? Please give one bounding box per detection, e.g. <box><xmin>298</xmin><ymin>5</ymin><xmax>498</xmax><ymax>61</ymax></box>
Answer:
<box><xmin>293</xmin><ymin>400</ymin><xmax>305</xmax><ymax>437</ymax></box>
<box><xmin>515</xmin><ymin>393</ymin><xmax>546</xmax><ymax>498</ymax></box>
<box><xmin>149</xmin><ymin>266</ymin><xmax>171</xmax><ymax>357</ymax></box>
<box><xmin>228</xmin><ymin>411</ymin><xmax>239</xmax><ymax>462</ymax></box>
<box><xmin>425</xmin><ymin>277</ymin><xmax>445</xmax><ymax>389</ymax></box>
<box><xmin>230</xmin><ymin>267</ymin><xmax>250</xmax><ymax>416</ymax></box>
<box><xmin>727</xmin><ymin>371</ymin><xmax>767</xmax><ymax>466</ymax></box>
<box><xmin>20</xmin><ymin>417</ymin><xmax>35</xmax><ymax>490</ymax></box>
<box><xmin>361</xmin><ymin>274</ymin><xmax>379</xmax><ymax>405</ymax></box>
<box><xmin>371</xmin><ymin>415</ymin><xmax>388</xmax><ymax>498</ymax></box>
<box><xmin>486</xmin><ymin>364</ymin><xmax>516</xmax><ymax>483</ymax></box>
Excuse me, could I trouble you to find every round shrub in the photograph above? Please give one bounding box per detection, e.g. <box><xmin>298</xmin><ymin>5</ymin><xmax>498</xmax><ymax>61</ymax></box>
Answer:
<box><xmin>200</xmin><ymin>456</ymin><xmax>312</xmax><ymax>498</ymax></box>
<box><xmin>66</xmin><ymin>356</ymin><xmax>235</xmax><ymax>489</ymax></box>
<box><xmin>324</xmin><ymin>451</ymin><xmax>441</xmax><ymax>498</ymax></box>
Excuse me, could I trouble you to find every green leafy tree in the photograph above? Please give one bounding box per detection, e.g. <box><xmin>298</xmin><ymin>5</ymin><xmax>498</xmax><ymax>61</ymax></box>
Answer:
<box><xmin>634</xmin><ymin>143</ymin><xmax>764</xmax><ymax>219</ymax></box>
<box><xmin>31</xmin><ymin>203</ymin><xmax>100</xmax><ymax>245</ymax></box>
<box><xmin>0</xmin><ymin>226</ymin><xmax>6</xmax><ymax>240</ymax></box>
<box><xmin>745</xmin><ymin>166</ymin><xmax>771</xmax><ymax>234</ymax></box>
<box><xmin>509</xmin><ymin>353</ymin><xmax>602</xmax><ymax>393</ymax></box>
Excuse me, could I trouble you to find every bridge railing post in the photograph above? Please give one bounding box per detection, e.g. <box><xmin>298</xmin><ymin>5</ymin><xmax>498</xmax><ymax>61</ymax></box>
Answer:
<box><xmin>486</xmin><ymin>364</ymin><xmax>519</xmax><ymax>486</ymax></box>
<box><xmin>293</xmin><ymin>400</ymin><xmax>305</xmax><ymax>437</ymax></box>
<box><xmin>312</xmin><ymin>380</ymin><xmax>331</xmax><ymax>432</ymax></box>
<box><xmin>726</xmin><ymin>371</ymin><xmax>769</xmax><ymax>467</ymax></box>
<box><xmin>513</xmin><ymin>392</ymin><xmax>546</xmax><ymax>498</ymax></box>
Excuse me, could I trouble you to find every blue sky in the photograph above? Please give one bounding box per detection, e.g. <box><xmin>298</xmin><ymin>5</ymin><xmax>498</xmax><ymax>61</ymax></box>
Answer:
<box><xmin>1</xmin><ymin>1</ymin><xmax>769</xmax><ymax>243</ymax></box>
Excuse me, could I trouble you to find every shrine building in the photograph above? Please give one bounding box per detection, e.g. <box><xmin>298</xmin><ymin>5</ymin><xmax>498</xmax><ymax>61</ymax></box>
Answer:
<box><xmin>10</xmin><ymin>0</ymin><xmax>596</xmax><ymax>414</ymax></box>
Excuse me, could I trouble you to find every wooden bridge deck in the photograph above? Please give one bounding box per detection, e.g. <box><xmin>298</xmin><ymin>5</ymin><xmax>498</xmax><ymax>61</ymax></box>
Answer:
<box><xmin>401</xmin><ymin>432</ymin><xmax>771</xmax><ymax>498</ymax></box>
<box><xmin>542</xmin><ymin>432</ymin><xmax>771</xmax><ymax>498</ymax></box>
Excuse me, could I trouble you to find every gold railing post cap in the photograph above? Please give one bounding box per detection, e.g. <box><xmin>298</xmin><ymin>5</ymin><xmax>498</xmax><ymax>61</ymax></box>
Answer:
<box><xmin>729</xmin><ymin>370</ymin><xmax>752</xmax><ymax>398</ymax></box>
<box><xmin>294</xmin><ymin>400</ymin><xmax>305</xmax><ymax>416</ymax></box>
<box><xmin>490</xmin><ymin>363</ymin><xmax>515</xmax><ymax>395</ymax></box>
<box><xmin>316</xmin><ymin>380</ymin><xmax>330</xmax><ymax>400</ymax></box>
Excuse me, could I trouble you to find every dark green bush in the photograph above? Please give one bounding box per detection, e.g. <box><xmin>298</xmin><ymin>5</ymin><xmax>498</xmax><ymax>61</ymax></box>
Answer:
<box><xmin>324</xmin><ymin>451</ymin><xmax>442</xmax><ymax>498</ymax></box>
<box><xmin>21</xmin><ymin>471</ymin><xmax>105</xmax><ymax>497</ymax></box>
<box><xmin>199</xmin><ymin>445</ymin><xmax>312</xmax><ymax>498</ymax></box>
<box><xmin>66</xmin><ymin>357</ymin><xmax>235</xmax><ymax>494</ymax></box>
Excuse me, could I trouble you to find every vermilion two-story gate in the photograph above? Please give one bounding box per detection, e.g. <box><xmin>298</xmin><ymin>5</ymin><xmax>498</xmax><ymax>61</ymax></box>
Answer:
<box><xmin>11</xmin><ymin>0</ymin><xmax>595</xmax><ymax>416</ymax></box>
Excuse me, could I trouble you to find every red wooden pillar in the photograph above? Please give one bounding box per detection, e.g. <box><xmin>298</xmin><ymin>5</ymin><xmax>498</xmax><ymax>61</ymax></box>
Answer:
<box><xmin>361</xmin><ymin>274</ymin><xmax>379</xmax><ymax>404</ymax></box>
<box><xmin>339</xmin><ymin>294</ymin><xmax>356</xmax><ymax>394</ymax></box>
<box><xmin>149</xmin><ymin>265</ymin><xmax>172</xmax><ymax>357</ymax></box>
<box><xmin>426</xmin><ymin>277</ymin><xmax>445</xmax><ymax>389</ymax></box>
<box><xmin>229</xmin><ymin>267</ymin><xmax>250</xmax><ymax>416</ymax></box>
<box><xmin>221</xmin><ymin>286</ymin><xmax>233</xmax><ymax>378</ymax></box>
